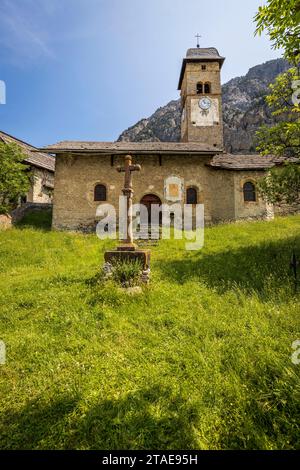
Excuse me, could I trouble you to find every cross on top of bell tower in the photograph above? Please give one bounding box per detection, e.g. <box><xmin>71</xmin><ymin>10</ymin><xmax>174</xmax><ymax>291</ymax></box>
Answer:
<box><xmin>195</xmin><ymin>34</ymin><xmax>201</xmax><ymax>48</ymax></box>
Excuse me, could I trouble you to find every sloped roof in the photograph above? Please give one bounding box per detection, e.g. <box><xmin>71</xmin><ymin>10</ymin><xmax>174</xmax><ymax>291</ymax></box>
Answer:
<box><xmin>0</xmin><ymin>130</ymin><xmax>55</xmax><ymax>172</ymax></box>
<box><xmin>38</xmin><ymin>141</ymin><xmax>289</xmax><ymax>171</ymax></box>
<box><xmin>38</xmin><ymin>141</ymin><xmax>223</xmax><ymax>155</ymax></box>
<box><xmin>178</xmin><ymin>46</ymin><xmax>225</xmax><ymax>90</ymax></box>
<box><xmin>208</xmin><ymin>153</ymin><xmax>284</xmax><ymax>171</ymax></box>
<box><xmin>186</xmin><ymin>47</ymin><xmax>224</xmax><ymax>60</ymax></box>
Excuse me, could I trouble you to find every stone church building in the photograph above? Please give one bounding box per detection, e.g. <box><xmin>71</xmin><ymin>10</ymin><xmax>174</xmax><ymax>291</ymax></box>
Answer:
<box><xmin>39</xmin><ymin>47</ymin><xmax>281</xmax><ymax>231</ymax></box>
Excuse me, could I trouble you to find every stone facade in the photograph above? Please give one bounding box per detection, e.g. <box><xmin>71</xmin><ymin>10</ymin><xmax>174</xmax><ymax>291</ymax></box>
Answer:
<box><xmin>0</xmin><ymin>214</ymin><xmax>12</xmax><ymax>230</ymax></box>
<box><xmin>26</xmin><ymin>167</ymin><xmax>54</xmax><ymax>204</ymax></box>
<box><xmin>180</xmin><ymin>61</ymin><xmax>224</xmax><ymax>148</ymax></box>
<box><xmin>52</xmin><ymin>152</ymin><xmax>271</xmax><ymax>231</ymax></box>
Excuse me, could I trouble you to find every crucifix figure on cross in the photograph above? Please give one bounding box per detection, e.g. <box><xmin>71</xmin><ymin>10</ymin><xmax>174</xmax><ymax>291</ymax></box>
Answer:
<box><xmin>195</xmin><ymin>33</ymin><xmax>201</xmax><ymax>48</ymax></box>
<box><xmin>117</xmin><ymin>154</ymin><xmax>141</xmax><ymax>250</ymax></box>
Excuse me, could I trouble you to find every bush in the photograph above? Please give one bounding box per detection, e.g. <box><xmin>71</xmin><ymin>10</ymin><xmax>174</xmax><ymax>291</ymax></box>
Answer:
<box><xmin>17</xmin><ymin>209</ymin><xmax>52</xmax><ymax>230</ymax></box>
<box><xmin>0</xmin><ymin>142</ymin><xmax>30</xmax><ymax>214</ymax></box>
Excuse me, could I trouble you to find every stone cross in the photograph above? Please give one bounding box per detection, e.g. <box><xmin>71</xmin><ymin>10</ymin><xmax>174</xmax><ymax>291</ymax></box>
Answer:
<box><xmin>117</xmin><ymin>155</ymin><xmax>141</xmax><ymax>249</ymax></box>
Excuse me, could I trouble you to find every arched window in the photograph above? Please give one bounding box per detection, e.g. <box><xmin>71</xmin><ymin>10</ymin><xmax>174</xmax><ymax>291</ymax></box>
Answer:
<box><xmin>94</xmin><ymin>184</ymin><xmax>107</xmax><ymax>201</ymax></box>
<box><xmin>186</xmin><ymin>187</ymin><xmax>198</xmax><ymax>204</ymax></box>
<box><xmin>204</xmin><ymin>82</ymin><xmax>211</xmax><ymax>94</ymax></box>
<box><xmin>243</xmin><ymin>182</ymin><xmax>256</xmax><ymax>202</ymax></box>
<box><xmin>196</xmin><ymin>82</ymin><xmax>203</xmax><ymax>94</ymax></box>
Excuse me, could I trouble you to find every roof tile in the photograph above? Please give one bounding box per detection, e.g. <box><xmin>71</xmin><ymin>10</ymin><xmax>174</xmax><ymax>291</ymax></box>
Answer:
<box><xmin>209</xmin><ymin>153</ymin><xmax>282</xmax><ymax>170</ymax></box>
<box><xmin>0</xmin><ymin>130</ymin><xmax>55</xmax><ymax>172</ymax></box>
<box><xmin>39</xmin><ymin>141</ymin><xmax>223</xmax><ymax>154</ymax></box>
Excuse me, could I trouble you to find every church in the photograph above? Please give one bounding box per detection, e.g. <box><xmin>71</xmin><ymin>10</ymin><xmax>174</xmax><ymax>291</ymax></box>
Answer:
<box><xmin>39</xmin><ymin>46</ymin><xmax>280</xmax><ymax>232</ymax></box>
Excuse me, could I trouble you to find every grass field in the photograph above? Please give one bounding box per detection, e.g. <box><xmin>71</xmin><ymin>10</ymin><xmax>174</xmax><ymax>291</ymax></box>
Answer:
<box><xmin>0</xmin><ymin>211</ymin><xmax>300</xmax><ymax>449</ymax></box>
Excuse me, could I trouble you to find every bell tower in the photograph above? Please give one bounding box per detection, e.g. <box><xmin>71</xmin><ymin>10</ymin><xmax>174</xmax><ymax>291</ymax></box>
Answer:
<box><xmin>178</xmin><ymin>47</ymin><xmax>225</xmax><ymax>148</ymax></box>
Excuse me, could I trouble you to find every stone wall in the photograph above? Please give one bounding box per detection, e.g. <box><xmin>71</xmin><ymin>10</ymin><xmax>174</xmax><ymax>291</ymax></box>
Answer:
<box><xmin>11</xmin><ymin>202</ymin><xmax>52</xmax><ymax>224</ymax></box>
<box><xmin>53</xmin><ymin>153</ymin><xmax>216</xmax><ymax>230</ymax></box>
<box><xmin>274</xmin><ymin>202</ymin><xmax>300</xmax><ymax>216</ymax></box>
<box><xmin>233</xmin><ymin>171</ymin><xmax>274</xmax><ymax>221</ymax></box>
<box><xmin>0</xmin><ymin>214</ymin><xmax>12</xmax><ymax>230</ymax></box>
<box><xmin>52</xmin><ymin>153</ymin><xmax>271</xmax><ymax>231</ymax></box>
<box><xmin>27</xmin><ymin>167</ymin><xmax>54</xmax><ymax>204</ymax></box>
<box><xmin>207</xmin><ymin>168</ymin><xmax>236</xmax><ymax>221</ymax></box>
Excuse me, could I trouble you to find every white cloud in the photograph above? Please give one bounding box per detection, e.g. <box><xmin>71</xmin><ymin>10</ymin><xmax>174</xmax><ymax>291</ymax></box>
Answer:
<box><xmin>0</xmin><ymin>0</ymin><xmax>57</xmax><ymax>64</ymax></box>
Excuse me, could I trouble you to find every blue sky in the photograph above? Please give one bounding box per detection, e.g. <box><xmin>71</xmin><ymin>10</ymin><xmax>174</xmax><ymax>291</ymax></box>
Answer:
<box><xmin>0</xmin><ymin>0</ymin><xmax>282</xmax><ymax>147</ymax></box>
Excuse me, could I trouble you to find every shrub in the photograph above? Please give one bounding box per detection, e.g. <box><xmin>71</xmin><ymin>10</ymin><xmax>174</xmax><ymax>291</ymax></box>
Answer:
<box><xmin>0</xmin><ymin>142</ymin><xmax>30</xmax><ymax>214</ymax></box>
<box><xmin>17</xmin><ymin>209</ymin><xmax>53</xmax><ymax>230</ymax></box>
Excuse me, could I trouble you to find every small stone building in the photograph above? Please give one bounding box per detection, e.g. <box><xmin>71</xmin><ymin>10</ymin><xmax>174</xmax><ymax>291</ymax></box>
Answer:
<box><xmin>0</xmin><ymin>130</ymin><xmax>55</xmax><ymax>204</ymax></box>
<box><xmin>39</xmin><ymin>47</ymin><xmax>284</xmax><ymax>231</ymax></box>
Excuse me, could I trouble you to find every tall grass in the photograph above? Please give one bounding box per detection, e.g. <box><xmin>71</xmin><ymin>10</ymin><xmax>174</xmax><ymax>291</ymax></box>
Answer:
<box><xmin>0</xmin><ymin>214</ymin><xmax>300</xmax><ymax>449</ymax></box>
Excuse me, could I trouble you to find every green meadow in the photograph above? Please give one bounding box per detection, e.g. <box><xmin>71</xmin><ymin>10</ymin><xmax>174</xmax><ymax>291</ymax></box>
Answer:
<box><xmin>0</xmin><ymin>211</ymin><xmax>300</xmax><ymax>449</ymax></box>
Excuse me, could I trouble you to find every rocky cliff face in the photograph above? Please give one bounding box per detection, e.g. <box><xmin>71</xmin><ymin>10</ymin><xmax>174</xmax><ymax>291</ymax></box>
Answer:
<box><xmin>118</xmin><ymin>58</ymin><xmax>290</xmax><ymax>153</ymax></box>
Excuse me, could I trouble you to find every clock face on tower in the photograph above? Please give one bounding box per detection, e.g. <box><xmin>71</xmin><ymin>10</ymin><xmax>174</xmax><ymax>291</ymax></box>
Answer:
<box><xmin>199</xmin><ymin>97</ymin><xmax>211</xmax><ymax>110</ymax></box>
<box><xmin>191</xmin><ymin>97</ymin><xmax>219</xmax><ymax>127</ymax></box>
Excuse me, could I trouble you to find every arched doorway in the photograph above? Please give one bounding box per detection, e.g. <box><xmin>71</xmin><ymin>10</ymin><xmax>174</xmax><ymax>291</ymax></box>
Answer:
<box><xmin>140</xmin><ymin>194</ymin><xmax>162</xmax><ymax>227</ymax></box>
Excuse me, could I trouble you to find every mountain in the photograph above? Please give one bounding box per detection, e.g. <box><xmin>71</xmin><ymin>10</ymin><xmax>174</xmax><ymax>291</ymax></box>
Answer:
<box><xmin>118</xmin><ymin>58</ymin><xmax>290</xmax><ymax>154</ymax></box>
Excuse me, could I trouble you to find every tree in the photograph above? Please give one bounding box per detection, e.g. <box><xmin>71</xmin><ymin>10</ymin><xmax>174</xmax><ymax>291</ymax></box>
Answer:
<box><xmin>256</xmin><ymin>68</ymin><xmax>300</xmax><ymax>159</ymax></box>
<box><xmin>0</xmin><ymin>142</ymin><xmax>31</xmax><ymax>214</ymax></box>
<box><xmin>254</xmin><ymin>1</ymin><xmax>300</xmax><ymax>205</ymax></box>
<box><xmin>258</xmin><ymin>163</ymin><xmax>300</xmax><ymax>205</ymax></box>
<box><xmin>254</xmin><ymin>0</ymin><xmax>300</xmax><ymax>66</ymax></box>
<box><xmin>256</xmin><ymin>68</ymin><xmax>300</xmax><ymax>205</ymax></box>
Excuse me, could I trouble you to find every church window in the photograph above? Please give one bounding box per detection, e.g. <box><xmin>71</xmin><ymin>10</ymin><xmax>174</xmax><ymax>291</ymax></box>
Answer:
<box><xmin>202</xmin><ymin>65</ymin><xmax>206</xmax><ymax>70</ymax></box>
<box><xmin>186</xmin><ymin>187</ymin><xmax>198</xmax><ymax>204</ymax></box>
<box><xmin>204</xmin><ymin>82</ymin><xmax>211</xmax><ymax>94</ymax></box>
<box><xmin>196</xmin><ymin>82</ymin><xmax>203</xmax><ymax>94</ymax></box>
<box><xmin>94</xmin><ymin>184</ymin><xmax>107</xmax><ymax>201</ymax></box>
<box><xmin>243</xmin><ymin>182</ymin><xmax>256</xmax><ymax>202</ymax></box>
